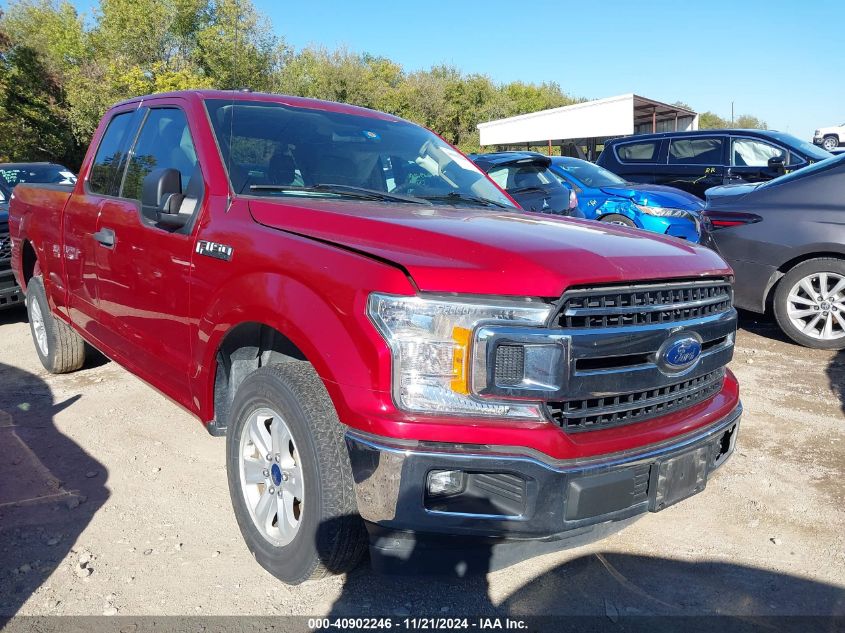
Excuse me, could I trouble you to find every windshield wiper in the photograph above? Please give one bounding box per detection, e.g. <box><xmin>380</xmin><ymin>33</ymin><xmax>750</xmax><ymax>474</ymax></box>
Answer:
<box><xmin>419</xmin><ymin>192</ymin><xmax>508</xmax><ymax>208</ymax></box>
<box><xmin>249</xmin><ymin>183</ymin><xmax>429</xmax><ymax>205</ymax></box>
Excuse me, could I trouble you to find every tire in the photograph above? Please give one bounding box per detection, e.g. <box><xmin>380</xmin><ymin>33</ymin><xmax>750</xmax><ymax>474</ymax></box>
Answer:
<box><xmin>773</xmin><ymin>258</ymin><xmax>845</xmax><ymax>350</ymax></box>
<box><xmin>25</xmin><ymin>275</ymin><xmax>86</xmax><ymax>373</ymax></box>
<box><xmin>599</xmin><ymin>213</ymin><xmax>636</xmax><ymax>228</ymax></box>
<box><xmin>225</xmin><ymin>362</ymin><xmax>367</xmax><ymax>584</ymax></box>
<box><xmin>822</xmin><ymin>135</ymin><xmax>840</xmax><ymax>151</ymax></box>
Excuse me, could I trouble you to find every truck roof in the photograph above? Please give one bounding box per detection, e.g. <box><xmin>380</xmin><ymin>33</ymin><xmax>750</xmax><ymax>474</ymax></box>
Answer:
<box><xmin>111</xmin><ymin>89</ymin><xmax>403</xmax><ymax>122</ymax></box>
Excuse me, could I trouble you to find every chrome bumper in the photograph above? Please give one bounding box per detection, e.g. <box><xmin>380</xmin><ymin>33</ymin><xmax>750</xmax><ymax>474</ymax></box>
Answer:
<box><xmin>346</xmin><ymin>404</ymin><xmax>741</xmax><ymax>540</ymax></box>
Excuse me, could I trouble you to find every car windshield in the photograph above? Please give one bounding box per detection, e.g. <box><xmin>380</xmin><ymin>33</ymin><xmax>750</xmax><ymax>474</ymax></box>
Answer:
<box><xmin>550</xmin><ymin>158</ymin><xmax>626</xmax><ymax>188</ymax></box>
<box><xmin>0</xmin><ymin>164</ymin><xmax>77</xmax><ymax>188</ymax></box>
<box><xmin>204</xmin><ymin>99</ymin><xmax>514</xmax><ymax>209</ymax></box>
<box><xmin>769</xmin><ymin>133</ymin><xmax>832</xmax><ymax>161</ymax></box>
<box><xmin>758</xmin><ymin>154</ymin><xmax>845</xmax><ymax>189</ymax></box>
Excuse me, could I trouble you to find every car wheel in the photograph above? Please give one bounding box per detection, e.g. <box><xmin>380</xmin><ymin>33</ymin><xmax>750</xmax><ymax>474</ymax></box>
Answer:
<box><xmin>226</xmin><ymin>362</ymin><xmax>367</xmax><ymax>584</ymax></box>
<box><xmin>822</xmin><ymin>135</ymin><xmax>839</xmax><ymax>151</ymax></box>
<box><xmin>773</xmin><ymin>258</ymin><xmax>845</xmax><ymax>350</ymax></box>
<box><xmin>26</xmin><ymin>275</ymin><xmax>86</xmax><ymax>373</ymax></box>
<box><xmin>599</xmin><ymin>213</ymin><xmax>636</xmax><ymax>228</ymax></box>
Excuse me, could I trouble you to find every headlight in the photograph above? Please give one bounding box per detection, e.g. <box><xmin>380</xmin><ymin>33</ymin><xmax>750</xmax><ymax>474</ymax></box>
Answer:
<box><xmin>634</xmin><ymin>203</ymin><xmax>694</xmax><ymax>219</ymax></box>
<box><xmin>368</xmin><ymin>293</ymin><xmax>552</xmax><ymax>418</ymax></box>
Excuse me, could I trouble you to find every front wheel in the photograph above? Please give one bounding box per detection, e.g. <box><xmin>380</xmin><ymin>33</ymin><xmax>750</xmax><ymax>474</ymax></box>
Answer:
<box><xmin>773</xmin><ymin>258</ymin><xmax>845</xmax><ymax>349</ymax></box>
<box><xmin>26</xmin><ymin>275</ymin><xmax>86</xmax><ymax>373</ymax></box>
<box><xmin>822</xmin><ymin>135</ymin><xmax>840</xmax><ymax>151</ymax></box>
<box><xmin>599</xmin><ymin>213</ymin><xmax>636</xmax><ymax>228</ymax></box>
<box><xmin>226</xmin><ymin>363</ymin><xmax>367</xmax><ymax>584</ymax></box>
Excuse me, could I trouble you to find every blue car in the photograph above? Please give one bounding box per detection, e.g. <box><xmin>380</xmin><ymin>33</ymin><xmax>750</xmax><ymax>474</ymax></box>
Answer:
<box><xmin>548</xmin><ymin>156</ymin><xmax>703</xmax><ymax>242</ymax></box>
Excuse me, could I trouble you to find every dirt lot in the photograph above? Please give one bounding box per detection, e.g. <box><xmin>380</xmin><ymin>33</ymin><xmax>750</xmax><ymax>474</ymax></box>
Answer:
<box><xmin>0</xmin><ymin>307</ymin><xmax>843</xmax><ymax>618</ymax></box>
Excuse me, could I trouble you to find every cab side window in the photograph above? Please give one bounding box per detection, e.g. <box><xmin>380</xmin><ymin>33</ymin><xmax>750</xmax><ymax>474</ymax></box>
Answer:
<box><xmin>122</xmin><ymin>108</ymin><xmax>198</xmax><ymax>202</ymax></box>
<box><xmin>88</xmin><ymin>112</ymin><xmax>135</xmax><ymax>196</ymax></box>
<box><xmin>668</xmin><ymin>137</ymin><xmax>723</xmax><ymax>165</ymax></box>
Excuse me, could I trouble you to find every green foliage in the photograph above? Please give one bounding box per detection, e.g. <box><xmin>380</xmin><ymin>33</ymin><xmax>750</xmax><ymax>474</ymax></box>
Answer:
<box><xmin>0</xmin><ymin>0</ymin><xmax>768</xmax><ymax>168</ymax></box>
<box><xmin>699</xmin><ymin>110</ymin><xmax>767</xmax><ymax>130</ymax></box>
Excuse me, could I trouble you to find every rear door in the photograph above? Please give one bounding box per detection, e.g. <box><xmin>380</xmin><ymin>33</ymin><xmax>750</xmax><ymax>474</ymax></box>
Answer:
<box><xmin>664</xmin><ymin>135</ymin><xmax>727</xmax><ymax>197</ymax></box>
<box><xmin>64</xmin><ymin>106</ymin><xmax>142</xmax><ymax>340</ymax></box>
<box><xmin>726</xmin><ymin>136</ymin><xmax>788</xmax><ymax>185</ymax></box>
<box><xmin>92</xmin><ymin>99</ymin><xmax>206</xmax><ymax>404</ymax></box>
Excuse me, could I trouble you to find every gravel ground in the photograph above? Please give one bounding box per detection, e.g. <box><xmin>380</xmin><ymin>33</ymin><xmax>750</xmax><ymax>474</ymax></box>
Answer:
<box><xmin>0</xmin><ymin>307</ymin><xmax>843</xmax><ymax>618</ymax></box>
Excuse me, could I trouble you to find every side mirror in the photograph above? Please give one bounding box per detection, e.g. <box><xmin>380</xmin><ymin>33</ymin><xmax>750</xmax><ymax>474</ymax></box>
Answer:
<box><xmin>767</xmin><ymin>155</ymin><xmax>786</xmax><ymax>175</ymax></box>
<box><xmin>141</xmin><ymin>168</ymin><xmax>187</xmax><ymax>227</ymax></box>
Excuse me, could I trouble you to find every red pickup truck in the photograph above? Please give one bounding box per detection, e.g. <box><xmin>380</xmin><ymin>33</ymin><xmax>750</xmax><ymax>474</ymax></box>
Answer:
<box><xmin>9</xmin><ymin>90</ymin><xmax>741</xmax><ymax>583</ymax></box>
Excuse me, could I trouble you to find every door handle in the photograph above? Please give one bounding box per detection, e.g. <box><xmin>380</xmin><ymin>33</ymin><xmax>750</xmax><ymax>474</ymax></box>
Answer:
<box><xmin>93</xmin><ymin>228</ymin><xmax>116</xmax><ymax>248</ymax></box>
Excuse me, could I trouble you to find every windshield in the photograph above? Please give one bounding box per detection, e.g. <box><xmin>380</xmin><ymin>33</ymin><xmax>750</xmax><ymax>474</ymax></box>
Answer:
<box><xmin>0</xmin><ymin>164</ymin><xmax>77</xmax><ymax>188</ymax></box>
<box><xmin>549</xmin><ymin>158</ymin><xmax>626</xmax><ymax>188</ymax></box>
<box><xmin>769</xmin><ymin>132</ymin><xmax>832</xmax><ymax>161</ymax></box>
<box><xmin>758</xmin><ymin>154</ymin><xmax>845</xmax><ymax>189</ymax></box>
<box><xmin>204</xmin><ymin>99</ymin><xmax>514</xmax><ymax>209</ymax></box>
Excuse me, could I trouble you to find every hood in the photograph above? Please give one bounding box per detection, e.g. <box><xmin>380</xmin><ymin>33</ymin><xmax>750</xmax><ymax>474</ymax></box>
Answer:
<box><xmin>249</xmin><ymin>199</ymin><xmax>731</xmax><ymax>297</ymax></box>
<box><xmin>704</xmin><ymin>182</ymin><xmax>763</xmax><ymax>204</ymax></box>
<box><xmin>599</xmin><ymin>184</ymin><xmax>704</xmax><ymax>210</ymax></box>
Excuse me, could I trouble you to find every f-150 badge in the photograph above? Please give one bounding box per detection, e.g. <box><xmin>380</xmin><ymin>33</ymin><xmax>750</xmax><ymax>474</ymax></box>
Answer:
<box><xmin>196</xmin><ymin>240</ymin><xmax>233</xmax><ymax>261</ymax></box>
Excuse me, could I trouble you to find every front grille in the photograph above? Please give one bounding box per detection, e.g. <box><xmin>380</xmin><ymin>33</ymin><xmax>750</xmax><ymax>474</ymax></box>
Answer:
<box><xmin>0</xmin><ymin>227</ymin><xmax>11</xmax><ymax>262</ymax></box>
<box><xmin>557</xmin><ymin>279</ymin><xmax>732</xmax><ymax>329</ymax></box>
<box><xmin>547</xmin><ymin>369</ymin><xmax>725</xmax><ymax>433</ymax></box>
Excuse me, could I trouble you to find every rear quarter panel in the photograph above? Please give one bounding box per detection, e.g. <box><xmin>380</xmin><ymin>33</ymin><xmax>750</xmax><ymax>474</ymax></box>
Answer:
<box><xmin>9</xmin><ymin>184</ymin><xmax>73</xmax><ymax>313</ymax></box>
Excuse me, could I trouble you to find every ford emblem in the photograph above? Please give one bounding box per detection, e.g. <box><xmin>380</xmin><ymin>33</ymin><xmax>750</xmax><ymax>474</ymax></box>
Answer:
<box><xmin>658</xmin><ymin>334</ymin><xmax>702</xmax><ymax>374</ymax></box>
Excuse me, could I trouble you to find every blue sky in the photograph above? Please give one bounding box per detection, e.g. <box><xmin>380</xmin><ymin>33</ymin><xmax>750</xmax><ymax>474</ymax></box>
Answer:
<box><xmin>34</xmin><ymin>0</ymin><xmax>845</xmax><ymax>140</ymax></box>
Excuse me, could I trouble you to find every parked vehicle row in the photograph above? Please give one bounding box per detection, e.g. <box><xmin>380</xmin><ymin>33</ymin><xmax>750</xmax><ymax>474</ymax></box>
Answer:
<box><xmin>702</xmin><ymin>154</ymin><xmax>845</xmax><ymax>349</ymax></box>
<box><xmin>9</xmin><ymin>89</ymin><xmax>741</xmax><ymax>583</ymax></box>
<box><xmin>596</xmin><ymin>129</ymin><xmax>831</xmax><ymax>199</ymax></box>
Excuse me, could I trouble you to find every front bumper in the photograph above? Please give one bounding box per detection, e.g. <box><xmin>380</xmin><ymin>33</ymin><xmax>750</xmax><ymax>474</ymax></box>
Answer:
<box><xmin>347</xmin><ymin>404</ymin><xmax>740</xmax><ymax>566</ymax></box>
<box><xmin>0</xmin><ymin>267</ymin><xmax>24</xmax><ymax>310</ymax></box>
<box><xmin>813</xmin><ymin>136</ymin><xmax>823</xmax><ymax>146</ymax></box>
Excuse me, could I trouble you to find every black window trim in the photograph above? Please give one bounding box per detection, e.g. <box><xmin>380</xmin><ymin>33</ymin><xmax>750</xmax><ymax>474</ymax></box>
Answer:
<box><xmin>83</xmin><ymin>104</ymin><xmax>143</xmax><ymax>199</ymax></box>
<box><xmin>728</xmin><ymin>134</ymin><xmax>792</xmax><ymax>168</ymax></box>
<box><xmin>84</xmin><ymin>100</ymin><xmax>206</xmax><ymax>235</ymax></box>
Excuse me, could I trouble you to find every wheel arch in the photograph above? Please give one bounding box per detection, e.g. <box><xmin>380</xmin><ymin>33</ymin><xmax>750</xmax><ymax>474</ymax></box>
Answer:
<box><xmin>764</xmin><ymin>250</ymin><xmax>845</xmax><ymax>310</ymax></box>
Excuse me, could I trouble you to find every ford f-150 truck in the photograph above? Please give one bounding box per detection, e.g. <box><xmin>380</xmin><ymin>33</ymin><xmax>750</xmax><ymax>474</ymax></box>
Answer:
<box><xmin>9</xmin><ymin>90</ymin><xmax>741</xmax><ymax>583</ymax></box>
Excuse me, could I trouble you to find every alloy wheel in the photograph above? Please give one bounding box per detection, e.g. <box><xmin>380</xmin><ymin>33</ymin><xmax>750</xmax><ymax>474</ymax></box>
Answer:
<box><xmin>30</xmin><ymin>298</ymin><xmax>49</xmax><ymax>357</ymax></box>
<box><xmin>238</xmin><ymin>407</ymin><xmax>304</xmax><ymax>546</ymax></box>
<box><xmin>786</xmin><ymin>272</ymin><xmax>845</xmax><ymax>341</ymax></box>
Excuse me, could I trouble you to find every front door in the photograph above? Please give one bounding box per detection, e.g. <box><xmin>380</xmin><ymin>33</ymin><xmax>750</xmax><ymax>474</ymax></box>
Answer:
<box><xmin>725</xmin><ymin>136</ymin><xmax>788</xmax><ymax>185</ymax></box>
<box><xmin>93</xmin><ymin>101</ymin><xmax>205</xmax><ymax>405</ymax></box>
<box><xmin>64</xmin><ymin>107</ymin><xmax>142</xmax><ymax>341</ymax></box>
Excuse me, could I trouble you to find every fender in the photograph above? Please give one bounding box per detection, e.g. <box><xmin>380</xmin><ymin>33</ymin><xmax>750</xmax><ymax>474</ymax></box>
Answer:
<box><xmin>190</xmin><ymin>254</ymin><xmax>414</xmax><ymax>425</ymax></box>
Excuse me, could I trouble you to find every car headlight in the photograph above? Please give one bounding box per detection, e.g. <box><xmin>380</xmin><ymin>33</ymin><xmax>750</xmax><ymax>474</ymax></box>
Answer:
<box><xmin>634</xmin><ymin>203</ymin><xmax>694</xmax><ymax>219</ymax></box>
<box><xmin>367</xmin><ymin>293</ymin><xmax>552</xmax><ymax>418</ymax></box>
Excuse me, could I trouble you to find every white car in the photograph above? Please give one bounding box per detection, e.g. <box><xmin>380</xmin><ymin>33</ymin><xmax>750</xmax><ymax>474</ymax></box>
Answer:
<box><xmin>814</xmin><ymin>124</ymin><xmax>845</xmax><ymax>151</ymax></box>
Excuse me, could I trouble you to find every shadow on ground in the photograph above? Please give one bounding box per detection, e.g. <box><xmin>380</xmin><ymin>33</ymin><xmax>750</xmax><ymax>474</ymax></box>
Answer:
<box><xmin>329</xmin><ymin>548</ymin><xmax>845</xmax><ymax>618</ymax></box>
<box><xmin>0</xmin><ymin>360</ymin><xmax>108</xmax><ymax>616</ymax></box>
<box><xmin>826</xmin><ymin>350</ymin><xmax>845</xmax><ymax>416</ymax></box>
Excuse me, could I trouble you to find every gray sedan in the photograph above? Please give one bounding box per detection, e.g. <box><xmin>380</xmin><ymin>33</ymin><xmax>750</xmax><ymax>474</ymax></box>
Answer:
<box><xmin>702</xmin><ymin>155</ymin><xmax>845</xmax><ymax>349</ymax></box>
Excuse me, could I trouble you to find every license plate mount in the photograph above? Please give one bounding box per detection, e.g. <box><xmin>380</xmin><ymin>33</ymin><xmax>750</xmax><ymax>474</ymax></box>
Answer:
<box><xmin>651</xmin><ymin>445</ymin><xmax>709</xmax><ymax>512</ymax></box>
